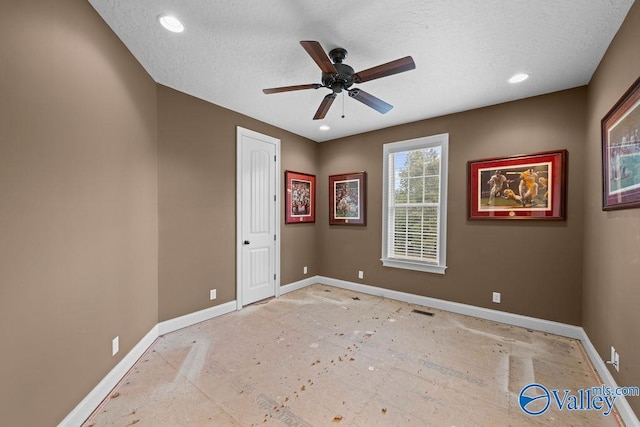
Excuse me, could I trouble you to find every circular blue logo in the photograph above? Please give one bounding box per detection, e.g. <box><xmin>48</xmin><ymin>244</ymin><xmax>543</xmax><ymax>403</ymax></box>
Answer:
<box><xmin>519</xmin><ymin>383</ymin><xmax>551</xmax><ymax>416</ymax></box>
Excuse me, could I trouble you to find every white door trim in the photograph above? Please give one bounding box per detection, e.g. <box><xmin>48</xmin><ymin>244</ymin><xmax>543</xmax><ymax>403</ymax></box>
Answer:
<box><xmin>236</xmin><ymin>126</ymin><xmax>281</xmax><ymax>310</ymax></box>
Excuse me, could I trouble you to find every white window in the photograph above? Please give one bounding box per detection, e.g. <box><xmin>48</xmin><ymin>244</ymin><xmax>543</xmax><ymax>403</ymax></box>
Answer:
<box><xmin>382</xmin><ymin>134</ymin><xmax>448</xmax><ymax>274</ymax></box>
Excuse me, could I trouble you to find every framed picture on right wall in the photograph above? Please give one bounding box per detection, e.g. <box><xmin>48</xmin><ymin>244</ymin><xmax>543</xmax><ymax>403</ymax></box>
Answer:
<box><xmin>602</xmin><ymin>75</ymin><xmax>640</xmax><ymax>211</ymax></box>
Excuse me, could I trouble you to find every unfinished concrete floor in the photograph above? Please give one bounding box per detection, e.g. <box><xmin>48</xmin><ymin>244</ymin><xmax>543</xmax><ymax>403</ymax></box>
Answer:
<box><xmin>84</xmin><ymin>284</ymin><xmax>622</xmax><ymax>426</ymax></box>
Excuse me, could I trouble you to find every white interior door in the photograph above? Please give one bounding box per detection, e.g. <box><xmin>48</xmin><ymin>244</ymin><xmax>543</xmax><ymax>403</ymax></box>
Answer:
<box><xmin>236</xmin><ymin>127</ymin><xmax>280</xmax><ymax>308</ymax></box>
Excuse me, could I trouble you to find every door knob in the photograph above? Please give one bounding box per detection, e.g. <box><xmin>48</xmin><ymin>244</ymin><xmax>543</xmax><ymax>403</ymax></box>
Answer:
<box><xmin>243</xmin><ymin>240</ymin><xmax>250</xmax><ymax>245</ymax></box>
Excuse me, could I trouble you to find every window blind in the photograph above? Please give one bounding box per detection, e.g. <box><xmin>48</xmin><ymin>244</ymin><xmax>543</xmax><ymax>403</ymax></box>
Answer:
<box><xmin>387</xmin><ymin>148</ymin><xmax>441</xmax><ymax>264</ymax></box>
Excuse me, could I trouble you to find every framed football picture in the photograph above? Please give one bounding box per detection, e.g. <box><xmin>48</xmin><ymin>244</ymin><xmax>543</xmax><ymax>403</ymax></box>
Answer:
<box><xmin>285</xmin><ymin>171</ymin><xmax>315</xmax><ymax>224</ymax></box>
<box><xmin>329</xmin><ymin>171</ymin><xmax>366</xmax><ymax>225</ymax></box>
<box><xmin>602</xmin><ymin>76</ymin><xmax>640</xmax><ymax>210</ymax></box>
<box><xmin>468</xmin><ymin>150</ymin><xmax>567</xmax><ymax>220</ymax></box>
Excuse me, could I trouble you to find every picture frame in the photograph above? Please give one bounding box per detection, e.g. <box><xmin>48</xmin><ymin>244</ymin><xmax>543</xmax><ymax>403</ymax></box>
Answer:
<box><xmin>468</xmin><ymin>150</ymin><xmax>567</xmax><ymax>220</ymax></box>
<box><xmin>329</xmin><ymin>171</ymin><xmax>366</xmax><ymax>225</ymax></box>
<box><xmin>601</xmin><ymin>76</ymin><xmax>640</xmax><ymax>211</ymax></box>
<box><xmin>285</xmin><ymin>170</ymin><xmax>315</xmax><ymax>224</ymax></box>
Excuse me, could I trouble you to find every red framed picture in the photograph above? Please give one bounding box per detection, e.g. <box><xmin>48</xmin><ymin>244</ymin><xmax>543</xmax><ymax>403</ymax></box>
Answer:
<box><xmin>602</xmin><ymin>75</ymin><xmax>640</xmax><ymax>211</ymax></box>
<box><xmin>329</xmin><ymin>171</ymin><xmax>366</xmax><ymax>225</ymax></box>
<box><xmin>468</xmin><ymin>150</ymin><xmax>567</xmax><ymax>220</ymax></box>
<box><xmin>285</xmin><ymin>171</ymin><xmax>315</xmax><ymax>224</ymax></box>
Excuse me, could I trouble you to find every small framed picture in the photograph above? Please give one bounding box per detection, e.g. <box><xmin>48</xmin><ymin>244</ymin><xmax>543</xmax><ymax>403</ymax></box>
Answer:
<box><xmin>285</xmin><ymin>171</ymin><xmax>315</xmax><ymax>224</ymax></box>
<box><xmin>468</xmin><ymin>150</ymin><xmax>567</xmax><ymax>220</ymax></box>
<box><xmin>602</xmin><ymin>76</ymin><xmax>640</xmax><ymax>211</ymax></box>
<box><xmin>329</xmin><ymin>171</ymin><xmax>366</xmax><ymax>225</ymax></box>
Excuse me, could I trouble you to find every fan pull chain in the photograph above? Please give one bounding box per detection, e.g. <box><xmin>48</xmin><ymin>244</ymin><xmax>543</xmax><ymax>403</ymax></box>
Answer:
<box><xmin>342</xmin><ymin>91</ymin><xmax>346</xmax><ymax>119</ymax></box>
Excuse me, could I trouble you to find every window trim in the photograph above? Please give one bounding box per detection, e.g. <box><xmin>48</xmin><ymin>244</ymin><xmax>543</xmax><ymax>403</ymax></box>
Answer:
<box><xmin>381</xmin><ymin>133</ymin><xmax>449</xmax><ymax>274</ymax></box>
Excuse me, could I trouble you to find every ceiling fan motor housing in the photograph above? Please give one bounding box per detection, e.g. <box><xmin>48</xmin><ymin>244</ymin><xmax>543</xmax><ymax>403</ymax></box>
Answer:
<box><xmin>322</xmin><ymin>62</ymin><xmax>355</xmax><ymax>92</ymax></box>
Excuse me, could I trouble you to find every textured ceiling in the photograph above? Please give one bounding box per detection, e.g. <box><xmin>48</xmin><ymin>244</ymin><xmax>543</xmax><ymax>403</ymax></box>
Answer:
<box><xmin>88</xmin><ymin>0</ymin><xmax>635</xmax><ymax>142</ymax></box>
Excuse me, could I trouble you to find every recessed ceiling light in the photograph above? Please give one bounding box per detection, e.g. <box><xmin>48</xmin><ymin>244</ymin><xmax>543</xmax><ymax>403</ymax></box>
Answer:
<box><xmin>319</xmin><ymin>125</ymin><xmax>330</xmax><ymax>131</ymax></box>
<box><xmin>158</xmin><ymin>15</ymin><xmax>184</xmax><ymax>33</ymax></box>
<box><xmin>508</xmin><ymin>73</ymin><xmax>529</xmax><ymax>84</ymax></box>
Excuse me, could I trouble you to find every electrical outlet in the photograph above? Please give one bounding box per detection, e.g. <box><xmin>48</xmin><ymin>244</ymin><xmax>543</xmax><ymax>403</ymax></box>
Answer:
<box><xmin>210</xmin><ymin>289</ymin><xmax>217</xmax><ymax>300</ymax></box>
<box><xmin>303</xmin><ymin>266</ymin><xmax>308</xmax><ymax>275</ymax></box>
<box><xmin>607</xmin><ymin>346</ymin><xmax>620</xmax><ymax>372</ymax></box>
<box><xmin>492</xmin><ymin>292</ymin><xmax>501</xmax><ymax>303</ymax></box>
<box><xmin>611</xmin><ymin>346</ymin><xmax>620</xmax><ymax>372</ymax></box>
<box><xmin>112</xmin><ymin>336</ymin><xmax>119</xmax><ymax>356</ymax></box>
<box><xmin>358</xmin><ymin>270</ymin><xmax>364</xmax><ymax>279</ymax></box>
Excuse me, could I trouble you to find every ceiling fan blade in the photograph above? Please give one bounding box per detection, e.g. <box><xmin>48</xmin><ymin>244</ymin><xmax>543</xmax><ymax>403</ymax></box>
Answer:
<box><xmin>300</xmin><ymin>41</ymin><xmax>338</xmax><ymax>75</ymax></box>
<box><xmin>263</xmin><ymin>84</ymin><xmax>322</xmax><ymax>94</ymax></box>
<box><xmin>353</xmin><ymin>56</ymin><xmax>415</xmax><ymax>83</ymax></box>
<box><xmin>313</xmin><ymin>93</ymin><xmax>337</xmax><ymax>120</ymax></box>
<box><xmin>348</xmin><ymin>89</ymin><xmax>393</xmax><ymax>114</ymax></box>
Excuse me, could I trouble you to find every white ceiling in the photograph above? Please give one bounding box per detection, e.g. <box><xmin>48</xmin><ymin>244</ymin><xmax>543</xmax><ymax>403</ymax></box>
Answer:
<box><xmin>88</xmin><ymin>0</ymin><xmax>635</xmax><ymax>142</ymax></box>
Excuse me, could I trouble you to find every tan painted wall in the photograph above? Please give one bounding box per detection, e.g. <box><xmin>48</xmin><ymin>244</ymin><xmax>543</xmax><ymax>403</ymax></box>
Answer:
<box><xmin>584</xmin><ymin>1</ymin><xmax>640</xmax><ymax>416</ymax></box>
<box><xmin>158</xmin><ymin>86</ymin><xmax>318</xmax><ymax>321</ymax></box>
<box><xmin>0</xmin><ymin>1</ymin><xmax>159</xmax><ymax>425</ymax></box>
<box><xmin>319</xmin><ymin>88</ymin><xmax>587</xmax><ymax>325</ymax></box>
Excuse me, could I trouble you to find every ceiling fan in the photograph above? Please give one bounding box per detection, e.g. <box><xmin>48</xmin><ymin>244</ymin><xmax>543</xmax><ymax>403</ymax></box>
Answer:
<box><xmin>263</xmin><ymin>41</ymin><xmax>416</xmax><ymax>120</ymax></box>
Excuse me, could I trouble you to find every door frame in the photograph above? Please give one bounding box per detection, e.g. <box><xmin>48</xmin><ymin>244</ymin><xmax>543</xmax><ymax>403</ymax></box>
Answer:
<box><xmin>236</xmin><ymin>126</ymin><xmax>281</xmax><ymax>310</ymax></box>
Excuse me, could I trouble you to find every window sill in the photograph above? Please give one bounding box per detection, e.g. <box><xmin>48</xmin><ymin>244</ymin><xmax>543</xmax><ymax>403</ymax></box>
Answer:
<box><xmin>381</xmin><ymin>258</ymin><xmax>447</xmax><ymax>275</ymax></box>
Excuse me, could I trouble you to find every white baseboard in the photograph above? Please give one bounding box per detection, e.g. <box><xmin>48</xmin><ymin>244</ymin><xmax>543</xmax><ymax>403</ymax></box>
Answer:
<box><xmin>157</xmin><ymin>300</ymin><xmax>237</xmax><ymax>335</ymax></box>
<box><xmin>316</xmin><ymin>276</ymin><xmax>583</xmax><ymax>338</ymax></box>
<box><xmin>280</xmin><ymin>275</ymin><xmax>320</xmax><ymax>295</ymax></box>
<box><xmin>578</xmin><ymin>329</ymin><xmax>640</xmax><ymax>426</ymax></box>
<box><xmin>59</xmin><ymin>300</ymin><xmax>237</xmax><ymax>427</ymax></box>
<box><xmin>58</xmin><ymin>326</ymin><xmax>159</xmax><ymax>427</ymax></box>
